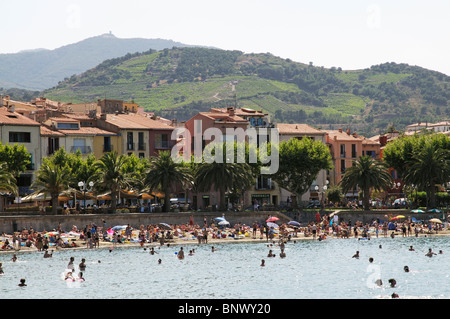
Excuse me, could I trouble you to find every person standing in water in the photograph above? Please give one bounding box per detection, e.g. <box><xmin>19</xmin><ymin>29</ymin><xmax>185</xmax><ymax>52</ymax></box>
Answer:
<box><xmin>178</xmin><ymin>247</ymin><xmax>185</xmax><ymax>260</ymax></box>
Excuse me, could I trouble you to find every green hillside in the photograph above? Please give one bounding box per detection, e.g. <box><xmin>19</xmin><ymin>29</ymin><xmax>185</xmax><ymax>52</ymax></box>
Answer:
<box><xmin>42</xmin><ymin>47</ymin><xmax>450</xmax><ymax>136</ymax></box>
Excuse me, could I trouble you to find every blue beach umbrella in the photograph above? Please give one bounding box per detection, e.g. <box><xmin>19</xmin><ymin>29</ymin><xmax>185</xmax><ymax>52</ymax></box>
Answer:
<box><xmin>288</xmin><ymin>221</ymin><xmax>301</xmax><ymax>227</ymax></box>
<box><xmin>411</xmin><ymin>209</ymin><xmax>425</xmax><ymax>213</ymax></box>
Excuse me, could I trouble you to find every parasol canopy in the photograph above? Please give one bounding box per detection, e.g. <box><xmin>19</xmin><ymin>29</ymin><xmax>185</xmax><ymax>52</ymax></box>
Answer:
<box><xmin>411</xmin><ymin>209</ymin><xmax>425</xmax><ymax>213</ymax></box>
<box><xmin>266</xmin><ymin>217</ymin><xmax>280</xmax><ymax>222</ymax></box>
<box><xmin>429</xmin><ymin>218</ymin><xmax>442</xmax><ymax>224</ymax></box>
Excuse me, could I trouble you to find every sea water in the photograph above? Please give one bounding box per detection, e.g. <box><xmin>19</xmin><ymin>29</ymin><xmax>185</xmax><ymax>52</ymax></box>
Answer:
<box><xmin>0</xmin><ymin>236</ymin><xmax>449</xmax><ymax>299</ymax></box>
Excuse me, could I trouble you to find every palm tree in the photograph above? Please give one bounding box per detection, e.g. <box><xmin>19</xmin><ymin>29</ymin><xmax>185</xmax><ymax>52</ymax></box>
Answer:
<box><xmin>403</xmin><ymin>144</ymin><xmax>450</xmax><ymax>208</ymax></box>
<box><xmin>0</xmin><ymin>162</ymin><xmax>18</xmax><ymax>197</ymax></box>
<box><xmin>145</xmin><ymin>151</ymin><xmax>193</xmax><ymax>213</ymax></box>
<box><xmin>339</xmin><ymin>156</ymin><xmax>392</xmax><ymax>210</ymax></box>
<box><xmin>195</xmin><ymin>161</ymin><xmax>254</xmax><ymax>211</ymax></box>
<box><xmin>31</xmin><ymin>159</ymin><xmax>71</xmax><ymax>215</ymax></box>
<box><xmin>95</xmin><ymin>152</ymin><xmax>130</xmax><ymax>212</ymax></box>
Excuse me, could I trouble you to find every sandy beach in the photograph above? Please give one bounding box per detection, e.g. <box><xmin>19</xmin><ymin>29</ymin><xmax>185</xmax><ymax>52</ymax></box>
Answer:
<box><xmin>2</xmin><ymin>219</ymin><xmax>449</xmax><ymax>255</ymax></box>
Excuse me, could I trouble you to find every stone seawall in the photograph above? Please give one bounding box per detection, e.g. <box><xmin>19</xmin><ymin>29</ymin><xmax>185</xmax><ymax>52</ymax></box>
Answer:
<box><xmin>0</xmin><ymin>209</ymin><xmax>444</xmax><ymax>233</ymax></box>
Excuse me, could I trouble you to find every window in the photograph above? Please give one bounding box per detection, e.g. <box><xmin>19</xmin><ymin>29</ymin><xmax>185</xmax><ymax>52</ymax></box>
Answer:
<box><xmin>155</xmin><ymin>134</ymin><xmax>169</xmax><ymax>149</ymax></box>
<box><xmin>340</xmin><ymin>144</ymin><xmax>346</xmax><ymax>157</ymax></box>
<box><xmin>138</xmin><ymin>132</ymin><xmax>145</xmax><ymax>150</ymax></box>
<box><xmin>341</xmin><ymin>159</ymin><xmax>346</xmax><ymax>173</ymax></box>
<box><xmin>104</xmin><ymin>136</ymin><xmax>112</xmax><ymax>152</ymax></box>
<box><xmin>351</xmin><ymin>144</ymin><xmax>357</xmax><ymax>158</ymax></box>
<box><xmin>57</xmin><ymin>123</ymin><xmax>79</xmax><ymax>129</ymax></box>
<box><xmin>256</xmin><ymin>176</ymin><xmax>272</xmax><ymax>190</ymax></box>
<box><xmin>9</xmin><ymin>132</ymin><xmax>31</xmax><ymax>143</ymax></box>
<box><xmin>127</xmin><ymin>132</ymin><xmax>134</xmax><ymax>150</ymax></box>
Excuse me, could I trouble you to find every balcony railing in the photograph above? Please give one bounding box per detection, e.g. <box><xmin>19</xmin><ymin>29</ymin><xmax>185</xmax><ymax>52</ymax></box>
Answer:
<box><xmin>138</xmin><ymin>143</ymin><xmax>146</xmax><ymax>151</ymax></box>
<box><xmin>127</xmin><ymin>143</ymin><xmax>135</xmax><ymax>151</ymax></box>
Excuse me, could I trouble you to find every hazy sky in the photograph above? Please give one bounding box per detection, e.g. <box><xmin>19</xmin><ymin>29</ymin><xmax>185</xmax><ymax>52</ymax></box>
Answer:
<box><xmin>1</xmin><ymin>0</ymin><xmax>449</xmax><ymax>75</ymax></box>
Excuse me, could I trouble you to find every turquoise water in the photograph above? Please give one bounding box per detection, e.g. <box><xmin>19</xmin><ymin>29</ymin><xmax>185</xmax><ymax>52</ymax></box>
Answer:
<box><xmin>1</xmin><ymin>236</ymin><xmax>449</xmax><ymax>299</ymax></box>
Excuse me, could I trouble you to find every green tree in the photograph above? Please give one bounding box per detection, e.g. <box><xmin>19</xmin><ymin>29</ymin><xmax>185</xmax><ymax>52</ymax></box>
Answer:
<box><xmin>326</xmin><ymin>186</ymin><xmax>343</xmax><ymax>207</ymax></box>
<box><xmin>0</xmin><ymin>162</ymin><xmax>18</xmax><ymax>196</ymax></box>
<box><xmin>145</xmin><ymin>151</ymin><xmax>193</xmax><ymax>212</ymax></box>
<box><xmin>403</xmin><ymin>143</ymin><xmax>450</xmax><ymax>208</ymax></box>
<box><xmin>383</xmin><ymin>133</ymin><xmax>450</xmax><ymax>208</ymax></box>
<box><xmin>31</xmin><ymin>159</ymin><xmax>71</xmax><ymax>215</ymax></box>
<box><xmin>272</xmin><ymin>137</ymin><xmax>332</xmax><ymax>200</ymax></box>
<box><xmin>95</xmin><ymin>152</ymin><xmax>130</xmax><ymax>212</ymax></box>
<box><xmin>339</xmin><ymin>156</ymin><xmax>392</xmax><ymax>210</ymax></box>
<box><xmin>0</xmin><ymin>143</ymin><xmax>31</xmax><ymax>179</ymax></box>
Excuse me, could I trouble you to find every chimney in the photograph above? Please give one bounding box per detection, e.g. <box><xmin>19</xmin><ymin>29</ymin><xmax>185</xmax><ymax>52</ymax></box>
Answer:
<box><xmin>346</xmin><ymin>128</ymin><xmax>351</xmax><ymax>135</ymax></box>
<box><xmin>227</xmin><ymin>107</ymin><xmax>235</xmax><ymax>117</ymax></box>
<box><xmin>353</xmin><ymin>132</ymin><xmax>357</xmax><ymax>138</ymax></box>
<box><xmin>338</xmin><ymin>128</ymin><xmax>343</xmax><ymax>133</ymax></box>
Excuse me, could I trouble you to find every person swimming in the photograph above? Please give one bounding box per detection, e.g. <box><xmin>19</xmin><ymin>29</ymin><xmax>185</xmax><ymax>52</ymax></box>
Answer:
<box><xmin>0</xmin><ymin>263</ymin><xmax>4</xmax><ymax>275</ymax></box>
<box><xmin>369</xmin><ymin>257</ymin><xmax>374</xmax><ymax>263</ymax></box>
<box><xmin>43</xmin><ymin>250</ymin><xmax>53</xmax><ymax>258</ymax></box>
<box><xmin>391</xmin><ymin>292</ymin><xmax>399</xmax><ymax>298</ymax></box>
<box><xmin>388</xmin><ymin>279</ymin><xmax>397</xmax><ymax>288</ymax></box>
<box><xmin>425</xmin><ymin>248</ymin><xmax>436</xmax><ymax>257</ymax></box>
<box><xmin>404</xmin><ymin>266</ymin><xmax>410</xmax><ymax>272</ymax></box>
<box><xmin>65</xmin><ymin>272</ymin><xmax>75</xmax><ymax>281</ymax></box>
<box><xmin>260</xmin><ymin>259</ymin><xmax>265</xmax><ymax>267</ymax></box>
<box><xmin>78</xmin><ymin>272</ymin><xmax>85</xmax><ymax>282</ymax></box>
<box><xmin>267</xmin><ymin>250</ymin><xmax>275</xmax><ymax>257</ymax></box>
<box><xmin>352</xmin><ymin>251</ymin><xmax>360</xmax><ymax>258</ymax></box>
<box><xmin>11</xmin><ymin>254</ymin><xmax>17</xmax><ymax>262</ymax></box>
<box><xmin>67</xmin><ymin>257</ymin><xmax>75</xmax><ymax>271</ymax></box>
<box><xmin>79</xmin><ymin>258</ymin><xmax>86</xmax><ymax>271</ymax></box>
<box><xmin>409</xmin><ymin>246</ymin><xmax>415</xmax><ymax>251</ymax></box>
<box><xmin>18</xmin><ymin>278</ymin><xmax>27</xmax><ymax>287</ymax></box>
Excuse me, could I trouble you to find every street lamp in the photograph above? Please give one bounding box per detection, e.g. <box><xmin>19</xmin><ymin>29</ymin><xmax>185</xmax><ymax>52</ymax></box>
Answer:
<box><xmin>315</xmin><ymin>181</ymin><xmax>329</xmax><ymax>209</ymax></box>
<box><xmin>78</xmin><ymin>181</ymin><xmax>94</xmax><ymax>210</ymax></box>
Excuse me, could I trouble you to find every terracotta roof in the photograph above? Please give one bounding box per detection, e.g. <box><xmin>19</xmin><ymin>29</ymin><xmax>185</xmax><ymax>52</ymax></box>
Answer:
<box><xmin>105</xmin><ymin>113</ymin><xmax>175</xmax><ymax>130</ymax></box>
<box><xmin>0</xmin><ymin>107</ymin><xmax>40</xmax><ymax>126</ymax></box>
<box><xmin>57</xmin><ymin>127</ymin><xmax>118</xmax><ymax>136</ymax></box>
<box><xmin>277</xmin><ymin>123</ymin><xmax>324</xmax><ymax>135</ymax></box>
<box><xmin>325</xmin><ymin>130</ymin><xmax>362</xmax><ymax>142</ymax></box>
<box><xmin>199</xmin><ymin>112</ymin><xmax>248</xmax><ymax>123</ymax></box>
<box><xmin>40</xmin><ymin>125</ymin><xmax>65</xmax><ymax>137</ymax></box>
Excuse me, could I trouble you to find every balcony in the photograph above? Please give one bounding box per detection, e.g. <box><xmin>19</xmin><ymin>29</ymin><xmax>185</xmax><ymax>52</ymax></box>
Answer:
<box><xmin>70</xmin><ymin>146</ymin><xmax>92</xmax><ymax>154</ymax></box>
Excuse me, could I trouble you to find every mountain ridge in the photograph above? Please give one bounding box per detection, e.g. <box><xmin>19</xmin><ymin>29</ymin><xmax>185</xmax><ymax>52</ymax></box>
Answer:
<box><xmin>0</xmin><ymin>33</ymin><xmax>197</xmax><ymax>90</ymax></box>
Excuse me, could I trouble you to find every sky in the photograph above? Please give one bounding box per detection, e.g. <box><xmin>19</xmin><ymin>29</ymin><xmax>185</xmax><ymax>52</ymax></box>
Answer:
<box><xmin>1</xmin><ymin>0</ymin><xmax>449</xmax><ymax>75</ymax></box>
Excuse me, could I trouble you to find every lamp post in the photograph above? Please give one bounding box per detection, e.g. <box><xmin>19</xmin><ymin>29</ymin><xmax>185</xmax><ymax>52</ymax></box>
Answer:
<box><xmin>315</xmin><ymin>180</ymin><xmax>329</xmax><ymax>210</ymax></box>
<box><xmin>78</xmin><ymin>181</ymin><xmax>94</xmax><ymax>210</ymax></box>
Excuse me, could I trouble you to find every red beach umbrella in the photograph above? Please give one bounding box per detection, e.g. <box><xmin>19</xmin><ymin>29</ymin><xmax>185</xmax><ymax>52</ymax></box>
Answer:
<box><xmin>266</xmin><ymin>217</ymin><xmax>279</xmax><ymax>222</ymax></box>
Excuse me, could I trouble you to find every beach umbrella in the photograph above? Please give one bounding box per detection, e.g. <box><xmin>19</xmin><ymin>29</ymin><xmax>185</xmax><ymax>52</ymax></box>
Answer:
<box><xmin>218</xmin><ymin>221</ymin><xmax>230</xmax><ymax>226</ymax></box>
<box><xmin>429</xmin><ymin>218</ymin><xmax>442</xmax><ymax>224</ymax></box>
<box><xmin>266</xmin><ymin>217</ymin><xmax>280</xmax><ymax>222</ymax></box>
<box><xmin>288</xmin><ymin>221</ymin><xmax>301</xmax><ymax>227</ymax></box>
<box><xmin>111</xmin><ymin>225</ymin><xmax>127</xmax><ymax>231</ymax></box>
<box><xmin>214</xmin><ymin>217</ymin><xmax>226</xmax><ymax>222</ymax></box>
<box><xmin>391</xmin><ymin>215</ymin><xmax>406</xmax><ymax>220</ymax></box>
<box><xmin>158</xmin><ymin>223</ymin><xmax>172</xmax><ymax>230</ymax></box>
<box><xmin>267</xmin><ymin>222</ymin><xmax>279</xmax><ymax>229</ymax></box>
<box><xmin>411</xmin><ymin>209</ymin><xmax>425</xmax><ymax>213</ymax></box>
<box><xmin>427</xmin><ymin>209</ymin><xmax>442</xmax><ymax>213</ymax></box>
<box><xmin>44</xmin><ymin>231</ymin><xmax>59</xmax><ymax>237</ymax></box>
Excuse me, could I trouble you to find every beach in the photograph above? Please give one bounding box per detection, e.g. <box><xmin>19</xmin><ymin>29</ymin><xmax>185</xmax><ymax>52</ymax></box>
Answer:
<box><xmin>2</xmin><ymin>217</ymin><xmax>449</xmax><ymax>255</ymax></box>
